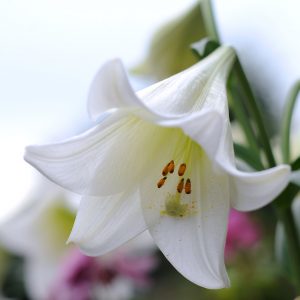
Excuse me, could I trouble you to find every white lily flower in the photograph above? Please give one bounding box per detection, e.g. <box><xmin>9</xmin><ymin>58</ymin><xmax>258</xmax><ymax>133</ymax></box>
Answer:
<box><xmin>25</xmin><ymin>46</ymin><xmax>290</xmax><ymax>289</ymax></box>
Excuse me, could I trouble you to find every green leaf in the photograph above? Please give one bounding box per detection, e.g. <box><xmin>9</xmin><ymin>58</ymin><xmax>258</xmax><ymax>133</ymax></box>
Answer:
<box><xmin>275</xmin><ymin>199</ymin><xmax>300</xmax><ymax>289</ymax></box>
<box><xmin>281</xmin><ymin>80</ymin><xmax>300</xmax><ymax>163</ymax></box>
<box><xmin>292</xmin><ymin>156</ymin><xmax>300</xmax><ymax>171</ymax></box>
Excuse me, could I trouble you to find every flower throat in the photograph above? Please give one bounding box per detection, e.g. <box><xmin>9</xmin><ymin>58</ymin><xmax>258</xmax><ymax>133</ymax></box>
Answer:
<box><xmin>157</xmin><ymin>160</ymin><xmax>195</xmax><ymax>218</ymax></box>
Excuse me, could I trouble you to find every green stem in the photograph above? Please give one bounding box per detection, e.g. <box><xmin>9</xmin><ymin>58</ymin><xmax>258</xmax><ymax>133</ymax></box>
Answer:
<box><xmin>228</xmin><ymin>75</ymin><xmax>264</xmax><ymax>169</ymax></box>
<box><xmin>281</xmin><ymin>81</ymin><xmax>300</xmax><ymax>163</ymax></box>
<box><xmin>233</xmin><ymin>59</ymin><xmax>276</xmax><ymax>168</ymax></box>
<box><xmin>200</xmin><ymin>0</ymin><xmax>219</xmax><ymax>40</ymax></box>
<box><xmin>276</xmin><ymin>204</ymin><xmax>300</xmax><ymax>292</ymax></box>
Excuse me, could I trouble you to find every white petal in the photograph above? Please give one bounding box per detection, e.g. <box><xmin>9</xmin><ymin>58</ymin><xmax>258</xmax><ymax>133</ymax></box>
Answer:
<box><xmin>87</xmin><ymin>59</ymin><xmax>150</xmax><ymax>121</ymax></box>
<box><xmin>215</xmin><ymin>125</ymin><xmax>291</xmax><ymax>211</ymax></box>
<box><xmin>25</xmin><ymin>111</ymin><xmax>169</xmax><ymax>196</ymax></box>
<box><xmin>158</xmin><ymin>108</ymin><xmax>224</xmax><ymax>162</ymax></box>
<box><xmin>140</xmin><ymin>140</ymin><xmax>230</xmax><ymax>288</ymax></box>
<box><xmin>68</xmin><ymin>188</ymin><xmax>147</xmax><ymax>256</ymax></box>
<box><xmin>228</xmin><ymin>164</ymin><xmax>291</xmax><ymax>211</ymax></box>
<box><xmin>138</xmin><ymin>46</ymin><xmax>235</xmax><ymax>117</ymax></box>
<box><xmin>25</xmin><ymin>111</ymin><xmax>125</xmax><ymax>195</ymax></box>
<box><xmin>88</xmin><ymin>47</ymin><xmax>235</xmax><ymax>122</ymax></box>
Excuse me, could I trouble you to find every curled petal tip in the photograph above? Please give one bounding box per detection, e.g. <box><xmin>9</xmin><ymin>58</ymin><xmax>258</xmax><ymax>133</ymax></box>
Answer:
<box><xmin>87</xmin><ymin>58</ymin><xmax>137</xmax><ymax>121</ymax></box>
<box><xmin>230</xmin><ymin>164</ymin><xmax>291</xmax><ymax>212</ymax></box>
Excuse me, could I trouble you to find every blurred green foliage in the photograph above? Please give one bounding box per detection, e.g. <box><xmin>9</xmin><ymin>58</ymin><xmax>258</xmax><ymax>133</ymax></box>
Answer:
<box><xmin>1</xmin><ymin>255</ymin><xmax>29</xmax><ymax>300</ymax></box>
<box><xmin>133</xmin><ymin>3</ymin><xmax>207</xmax><ymax>80</ymax></box>
<box><xmin>0</xmin><ymin>247</ymin><xmax>9</xmax><ymax>286</ymax></box>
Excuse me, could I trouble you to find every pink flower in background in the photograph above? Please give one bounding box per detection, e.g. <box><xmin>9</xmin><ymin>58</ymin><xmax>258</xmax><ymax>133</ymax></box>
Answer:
<box><xmin>115</xmin><ymin>253</ymin><xmax>157</xmax><ymax>288</ymax></box>
<box><xmin>225</xmin><ymin>209</ymin><xmax>261</xmax><ymax>260</ymax></box>
<box><xmin>48</xmin><ymin>250</ymin><xmax>96</xmax><ymax>300</ymax></box>
<box><xmin>49</xmin><ymin>249</ymin><xmax>157</xmax><ymax>300</ymax></box>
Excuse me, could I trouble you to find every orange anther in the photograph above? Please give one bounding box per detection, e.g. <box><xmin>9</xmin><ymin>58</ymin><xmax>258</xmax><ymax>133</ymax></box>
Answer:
<box><xmin>168</xmin><ymin>160</ymin><xmax>175</xmax><ymax>173</ymax></box>
<box><xmin>157</xmin><ymin>177</ymin><xmax>167</xmax><ymax>188</ymax></box>
<box><xmin>178</xmin><ymin>163</ymin><xmax>186</xmax><ymax>176</ymax></box>
<box><xmin>185</xmin><ymin>178</ymin><xmax>191</xmax><ymax>194</ymax></box>
<box><xmin>177</xmin><ymin>178</ymin><xmax>184</xmax><ymax>193</ymax></box>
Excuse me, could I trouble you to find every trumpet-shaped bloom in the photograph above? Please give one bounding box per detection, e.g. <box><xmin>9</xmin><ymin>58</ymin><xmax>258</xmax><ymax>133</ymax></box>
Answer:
<box><xmin>25</xmin><ymin>46</ymin><xmax>290</xmax><ymax>289</ymax></box>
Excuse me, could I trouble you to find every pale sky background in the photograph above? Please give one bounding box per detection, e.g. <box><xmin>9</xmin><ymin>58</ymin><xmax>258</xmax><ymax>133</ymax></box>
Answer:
<box><xmin>214</xmin><ymin>0</ymin><xmax>300</xmax><ymax>131</ymax></box>
<box><xmin>0</xmin><ymin>0</ymin><xmax>195</xmax><ymax>222</ymax></box>
<box><xmin>0</xmin><ymin>0</ymin><xmax>299</xmax><ymax>222</ymax></box>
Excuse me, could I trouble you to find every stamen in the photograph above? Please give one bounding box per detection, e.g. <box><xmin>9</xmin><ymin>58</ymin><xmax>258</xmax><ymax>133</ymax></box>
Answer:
<box><xmin>168</xmin><ymin>160</ymin><xmax>175</xmax><ymax>174</ymax></box>
<box><xmin>185</xmin><ymin>178</ymin><xmax>191</xmax><ymax>194</ymax></box>
<box><xmin>177</xmin><ymin>178</ymin><xmax>184</xmax><ymax>193</ymax></box>
<box><xmin>178</xmin><ymin>163</ymin><xmax>186</xmax><ymax>176</ymax></box>
<box><xmin>157</xmin><ymin>177</ymin><xmax>167</xmax><ymax>188</ymax></box>
<box><xmin>162</xmin><ymin>162</ymin><xmax>170</xmax><ymax>176</ymax></box>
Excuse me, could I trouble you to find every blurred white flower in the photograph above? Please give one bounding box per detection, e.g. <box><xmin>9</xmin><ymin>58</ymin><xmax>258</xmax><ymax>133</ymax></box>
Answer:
<box><xmin>25</xmin><ymin>46</ymin><xmax>290</xmax><ymax>288</ymax></box>
<box><xmin>0</xmin><ymin>179</ymin><xmax>77</xmax><ymax>299</ymax></box>
<box><xmin>0</xmin><ymin>179</ymin><xmax>156</xmax><ymax>300</ymax></box>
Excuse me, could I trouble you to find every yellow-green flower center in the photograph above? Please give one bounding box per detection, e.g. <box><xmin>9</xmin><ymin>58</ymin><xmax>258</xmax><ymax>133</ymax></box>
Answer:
<box><xmin>157</xmin><ymin>160</ymin><xmax>197</xmax><ymax>218</ymax></box>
